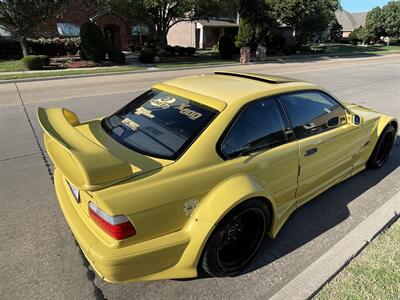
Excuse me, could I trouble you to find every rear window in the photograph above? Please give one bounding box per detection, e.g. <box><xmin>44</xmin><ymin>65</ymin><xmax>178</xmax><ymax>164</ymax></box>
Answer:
<box><xmin>102</xmin><ymin>90</ymin><xmax>218</xmax><ymax>159</ymax></box>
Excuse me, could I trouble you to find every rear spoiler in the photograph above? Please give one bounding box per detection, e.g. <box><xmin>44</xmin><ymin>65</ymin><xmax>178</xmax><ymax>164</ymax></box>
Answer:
<box><xmin>37</xmin><ymin>108</ymin><xmax>140</xmax><ymax>191</ymax></box>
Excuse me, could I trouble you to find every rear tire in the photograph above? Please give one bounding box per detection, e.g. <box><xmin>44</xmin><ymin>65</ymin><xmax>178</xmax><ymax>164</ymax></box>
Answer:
<box><xmin>367</xmin><ymin>125</ymin><xmax>396</xmax><ymax>169</ymax></box>
<box><xmin>201</xmin><ymin>199</ymin><xmax>270</xmax><ymax>277</ymax></box>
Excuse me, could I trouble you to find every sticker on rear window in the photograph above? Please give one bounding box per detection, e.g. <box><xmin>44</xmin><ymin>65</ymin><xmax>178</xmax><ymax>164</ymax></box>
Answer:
<box><xmin>135</xmin><ymin>106</ymin><xmax>155</xmax><ymax>118</ymax></box>
<box><xmin>150</xmin><ymin>97</ymin><xmax>176</xmax><ymax>109</ymax></box>
<box><xmin>176</xmin><ymin>104</ymin><xmax>203</xmax><ymax>120</ymax></box>
<box><xmin>122</xmin><ymin>118</ymin><xmax>140</xmax><ymax>131</ymax></box>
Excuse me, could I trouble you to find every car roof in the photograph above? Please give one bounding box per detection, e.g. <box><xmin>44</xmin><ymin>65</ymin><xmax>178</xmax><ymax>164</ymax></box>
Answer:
<box><xmin>153</xmin><ymin>72</ymin><xmax>319</xmax><ymax>111</ymax></box>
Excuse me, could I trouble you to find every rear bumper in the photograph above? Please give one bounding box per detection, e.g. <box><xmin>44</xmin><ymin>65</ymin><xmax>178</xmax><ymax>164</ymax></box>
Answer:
<box><xmin>54</xmin><ymin>168</ymin><xmax>191</xmax><ymax>282</ymax></box>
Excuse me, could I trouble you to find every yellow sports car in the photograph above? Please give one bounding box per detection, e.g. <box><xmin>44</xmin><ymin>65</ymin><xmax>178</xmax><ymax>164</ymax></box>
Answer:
<box><xmin>37</xmin><ymin>72</ymin><xmax>398</xmax><ymax>283</ymax></box>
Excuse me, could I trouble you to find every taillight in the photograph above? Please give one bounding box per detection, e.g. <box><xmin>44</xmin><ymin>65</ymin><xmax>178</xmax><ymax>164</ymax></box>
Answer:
<box><xmin>88</xmin><ymin>202</ymin><xmax>136</xmax><ymax>240</ymax></box>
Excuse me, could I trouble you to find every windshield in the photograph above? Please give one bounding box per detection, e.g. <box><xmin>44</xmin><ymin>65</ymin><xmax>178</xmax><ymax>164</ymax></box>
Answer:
<box><xmin>102</xmin><ymin>90</ymin><xmax>218</xmax><ymax>159</ymax></box>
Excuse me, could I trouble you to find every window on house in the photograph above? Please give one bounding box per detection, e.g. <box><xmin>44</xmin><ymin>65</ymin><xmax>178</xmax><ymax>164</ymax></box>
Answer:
<box><xmin>57</xmin><ymin>23</ymin><xmax>80</xmax><ymax>37</ymax></box>
<box><xmin>131</xmin><ymin>24</ymin><xmax>149</xmax><ymax>36</ymax></box>
<box><xmin>0</xmin><ymin>25</ymin><xmax>12</xmax><ymax>37</ymax></box>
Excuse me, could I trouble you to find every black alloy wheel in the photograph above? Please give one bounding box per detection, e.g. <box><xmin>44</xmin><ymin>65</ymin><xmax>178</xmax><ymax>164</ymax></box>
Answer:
<box><xmin>367</xmin><ymin>124</ymin><xmax>396</xmax><ymax>169</ymax></box>
<box><xmin>201</xmin><ymin>199</ymin><xmax>270</xmax><ymax>277</ymax></box>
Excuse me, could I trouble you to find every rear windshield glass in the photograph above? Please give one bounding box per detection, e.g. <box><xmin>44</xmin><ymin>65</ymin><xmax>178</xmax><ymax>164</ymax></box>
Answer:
<box><xmin>102</xmin><ymin>90</ymin><xmax>217</xmax><ymax>159</ymax></box>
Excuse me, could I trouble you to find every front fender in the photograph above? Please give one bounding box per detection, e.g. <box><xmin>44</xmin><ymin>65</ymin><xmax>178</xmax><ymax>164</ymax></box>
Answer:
<box><xmin>376</xmin><ymin>115</ymin><xmax>398</xmax><ymax>136</ymax></box>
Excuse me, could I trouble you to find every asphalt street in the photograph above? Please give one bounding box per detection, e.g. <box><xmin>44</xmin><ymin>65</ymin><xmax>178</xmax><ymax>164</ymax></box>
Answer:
<box><xmin>1</xmin><ymin>54</ymin><xmax>399</xmax><ymax>299</ymax></box>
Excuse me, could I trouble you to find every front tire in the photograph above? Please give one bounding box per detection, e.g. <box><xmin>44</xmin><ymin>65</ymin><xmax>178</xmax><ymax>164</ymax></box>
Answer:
<box><xmin>367</xmin><ymin>125</ymin><xmax>396</xmax><ymax>169</ymax></box>
<box><xmin>201</xmin><ymin>199</ymin><xmax>270</xmax><ymax>277</ymax></box>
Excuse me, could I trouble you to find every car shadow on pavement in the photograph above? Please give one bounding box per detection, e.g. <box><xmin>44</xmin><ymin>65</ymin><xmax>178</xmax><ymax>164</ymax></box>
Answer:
<box><xmin>241</xmin><ymin>135</ymin><xmax>400</xmax><ymax>275</ymax></box>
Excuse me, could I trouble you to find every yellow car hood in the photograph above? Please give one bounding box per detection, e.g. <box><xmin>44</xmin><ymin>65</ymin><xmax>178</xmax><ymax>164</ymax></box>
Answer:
<box><xmin>37</xmin><ymin>108</ymin><xmax>170</xmax><ymax>191</ymax></box>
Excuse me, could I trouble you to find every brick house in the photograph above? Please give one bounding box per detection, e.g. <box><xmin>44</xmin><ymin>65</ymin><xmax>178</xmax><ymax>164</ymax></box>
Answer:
<box><xmin>168</xmin><ymin>16</ymin><xmax>239</xmax><ymax>49</ymax></box>
<box><xmin>34</xmin><ymin>0</ymin><xmax>148</xmax><ymax>51</ymax></box>
<box><xmin>335</xmin><ymin>10</ymin><xmax>367</xmax><ymax>38</ymax></box>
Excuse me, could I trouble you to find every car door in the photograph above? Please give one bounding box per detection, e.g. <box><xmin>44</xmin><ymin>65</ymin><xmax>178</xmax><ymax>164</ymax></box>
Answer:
<box><xmin>278</xmin><ymin>90</ymin><xmax>360</xmax><ymax>206</ymax></box>
<box><xmin>219</xmin><ymin>97</ymin><xmax>300</xmax><ymax>224</ymax></box>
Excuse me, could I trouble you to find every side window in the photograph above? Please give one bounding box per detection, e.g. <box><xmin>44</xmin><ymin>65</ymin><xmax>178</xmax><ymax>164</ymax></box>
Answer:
<box><xmin>279</xmin><ymin>91</ymin><xmax>347</xmax><ymax>139</ymax></box>
<box><xmin>221</xmin><ymin>98</ymin><xmax>288</xmax><ymax>159</ymax></box>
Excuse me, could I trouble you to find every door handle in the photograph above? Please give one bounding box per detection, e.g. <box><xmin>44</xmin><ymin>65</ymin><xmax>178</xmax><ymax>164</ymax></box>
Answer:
<box><xmin>305</xmin><ymin>148</ymin><xmax>318</xmax><ymax>157</ymax></box>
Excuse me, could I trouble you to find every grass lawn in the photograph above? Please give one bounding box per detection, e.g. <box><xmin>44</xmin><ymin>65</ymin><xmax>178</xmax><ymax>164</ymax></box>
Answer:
<box><xmin>0</xmin><ymin>65</ymin><xmax>145</xmax><ymax>80</ymax></box>
<box><xmin>0</xmin><ymin>60</ymin><xmax>25</xmax><ymax>72</ymax></box>
<box><xmin>316</xmin><ymin>219</ymin><xmax>400</xmax><ymax>300</ymax></box>
<box><xmin>315</xmin><ymin>43</ymin><xmax>400</xmax><ymax>55</ymax></box>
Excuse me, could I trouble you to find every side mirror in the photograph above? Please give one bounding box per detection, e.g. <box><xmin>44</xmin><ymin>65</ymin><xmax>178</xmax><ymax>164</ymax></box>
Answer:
<box><xmin>327</xmin><ymin>116</ymin><xmax>340</xmax><ymax>128</ymax></box>
<box><xmin>352</xmin><ymin>114</ymin><xmax>363</xmax><ymax>126</ymax></box>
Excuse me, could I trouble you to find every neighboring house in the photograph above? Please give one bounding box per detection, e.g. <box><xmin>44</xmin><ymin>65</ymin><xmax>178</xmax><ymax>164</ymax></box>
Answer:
<box><xmin>33</xmin><ymin>0</ymin><xmax>148</xmax><ymax>51</ymax></box>
<box><xmin>168</xmin><ymin>16</ymin><xmax>239</xmax><ymax>49</ymax></box>
<box><xmin>335</xmin><ymin>10</ymin><xmax>367</xmax><ymax>38</ymax></box>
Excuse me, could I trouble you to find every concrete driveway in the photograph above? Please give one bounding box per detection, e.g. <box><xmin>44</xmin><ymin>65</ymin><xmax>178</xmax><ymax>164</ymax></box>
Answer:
<box><xmin>1</xmin><ymin>55</ymin><xmax>399</xmax><ymax>299</ymax></box>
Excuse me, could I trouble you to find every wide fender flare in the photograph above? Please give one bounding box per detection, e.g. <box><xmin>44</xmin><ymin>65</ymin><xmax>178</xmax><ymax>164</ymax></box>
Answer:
<box><xmin>191</xmin><ymin>174</ymin><xmax>275</xmax><ymax>225</ymax></box>
<box><xmin>376</xmin><ymin>116</ymin><xmax>398</xmax><ymax>137</ymax></box>
<box><xmin>177</xmin><ymin>175</ymin><xmax>276</xmax><ymax>272</ymax></box>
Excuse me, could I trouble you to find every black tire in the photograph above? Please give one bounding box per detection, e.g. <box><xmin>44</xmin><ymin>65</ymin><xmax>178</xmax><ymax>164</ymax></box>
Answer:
<box><xmin>367</xmin><ymin>125</ymin><xmax>396</xmax><ymax>169</ymax></box>
<box><xmin>201</xmin><ymin>199</ymin><xmax>270</xmax><ymax>277</ymax></box>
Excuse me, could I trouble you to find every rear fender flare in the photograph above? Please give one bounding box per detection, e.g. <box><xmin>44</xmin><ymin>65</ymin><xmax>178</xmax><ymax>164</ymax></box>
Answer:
<box><xmin>177</xmin><ymin>175</ymin><xmax>276</xmax><ymax>273</ymax></box>
<box><xmin>191</xmin><ymin>175</ymin><xmax>275</xmax><ymax>225</ymax></box>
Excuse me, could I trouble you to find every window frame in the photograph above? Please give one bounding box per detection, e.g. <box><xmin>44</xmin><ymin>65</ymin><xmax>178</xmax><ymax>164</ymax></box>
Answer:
<box><xmin>217</xmin><ymin>96</ymin><xmax>294</xmax><ymax>160</ymax></box>
<box><xmin>276</xmin><ymin>89</ymin><xmax>350</xmax><ymax>140</ymax></box>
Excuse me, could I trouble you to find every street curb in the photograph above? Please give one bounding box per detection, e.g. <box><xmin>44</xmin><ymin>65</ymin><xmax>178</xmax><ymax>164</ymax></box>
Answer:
<box><xmin>2</xmin><ymin>52</ymin><xmax>399</xmax><ymax>85</ymax></box>
<box><xmin>269</xmin><ymin>189</ymin><xmax>400</xmax><ymax>300</ymax></box>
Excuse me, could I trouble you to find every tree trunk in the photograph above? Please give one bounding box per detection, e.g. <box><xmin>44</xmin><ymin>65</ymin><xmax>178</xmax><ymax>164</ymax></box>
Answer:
<box><xmin>19</xmin><ymin>37</ymin><xmax>29</xmax><ymax>56</ymax></box>
<box><xmin>156</xmin><ymin>29</ymin><xmax>168</xmax><ymax>50</ymax></box>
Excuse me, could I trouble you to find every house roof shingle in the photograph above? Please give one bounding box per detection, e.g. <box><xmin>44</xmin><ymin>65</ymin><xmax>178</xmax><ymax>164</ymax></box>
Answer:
<box><xmin>335</xmin><ymin>10</ymin><xmax>367</xmax><ymax>32</ymax></box>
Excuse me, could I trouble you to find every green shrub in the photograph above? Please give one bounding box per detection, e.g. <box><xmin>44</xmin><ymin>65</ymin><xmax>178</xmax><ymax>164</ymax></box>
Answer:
<box><xmin>173</xmin><ymin>46</ymin><xmax>186</xmax><ymax>56</ymax></box>
<box><xmin>38</xmin><ymin>55</ymin><xmax>50</xmax><ymax>66</ymax></box>
<box><xmin>164</xmin><ymin>45</ymin><xmax>176</xmax><ymax>56</ymax></box>
<box><xmin>218</xmin><ymin>35</ymin><xmax>237</xmax><ymax>60</ymax></box>
<box><xmin>349</xmin><ymin>26</ymin><xmax>366</xmax><ymax>45</ymax></box>
<box><xmin>139</xmin><ymin>48</ymin><xmax>155</xmax><ymax>63</ymax></box>
<box><xmin>337</xmin><ymin>37</ymin><xmax>350</xmax><ymax>44</ymax></box>
<box><xmin>108</xmin><ymin>51</ymin><xmax>126</xmax><ymax>64</ymax></box>
<box><xmin>21</xmin><ymin>55</ymin><xmax>43</xmax><ymax>70</ymax></box>
<box><xmin>28</xmin><ymin>37</ymin><xmax>80</xmax><ymax>56</ymax></box>
<box><xmin>0</xmin><ymin>39</ymin><xmax>23</xmax><ymax>59</ymax></box>
<box><xmin>128</xmin><ymin>44</ymin><xmax>141</xmax><ymax>52</ymax></box>
<box><xmin>80</xmin><ymin>22</ymin><xmax>107</xmax><ymax>62</ymax></box>
<box><xmin>186</xmin><ymin>47</ymin><xmax>196</xmax><ymax>56</ymax></box>
<box><xmin>76</xmin><ymin>49</ymin><xmax>87</xmax><ymax>60</ymax></box>
<box><xmin>390</xmin><ymin>38</ymin><xmax>400</xmax><ymax>45</ymax></box>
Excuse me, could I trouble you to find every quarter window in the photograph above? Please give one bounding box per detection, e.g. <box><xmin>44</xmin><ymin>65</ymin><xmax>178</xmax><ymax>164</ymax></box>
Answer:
<box><xmin>221</xmin><ymin>98</ymin><xmax>288</xmax><ymax>159</ymax></box>
<box><xmin>279</xmin><ymin>91</ymin><xmax>347</xmax><ymax>139</ymax></box>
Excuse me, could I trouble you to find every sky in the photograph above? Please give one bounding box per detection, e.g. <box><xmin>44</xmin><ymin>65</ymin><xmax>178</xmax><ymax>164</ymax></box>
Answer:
<box><xmin>341</xmin><ymin>0</ymin><xmax>395</xmax><ymax>13</ymax></box>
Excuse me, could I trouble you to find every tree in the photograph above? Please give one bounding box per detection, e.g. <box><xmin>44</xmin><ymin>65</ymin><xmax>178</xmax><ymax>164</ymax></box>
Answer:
<box><xmin>237</xmin><ymin>0</ymin><xmax>276</xmax><ymax>47</ymax></box>
<box><xmin>235</xmin><ymin>18</ymin><xmax>256</xmax><ymax>48</ymax></box>
<box><xmin>267</xmin><ymin>0</ymin><xmax>340</xmax><ymax>45</ymax></box>
<box><xmin>80</xmin><ymin>22</ymin><xmax>107</xmax><ymax>62</ymax></box>
<box><xmin>100</xmin><ymin>0</ymin><xmax>237</xmax><ymax>49</ymax></box>
<box><xmin>329</xmin><ymin>18</ymin><xmax>343</xmax><ymax>42</ymax></box>
<box><xmin>365</xmin><ymin>7</ymin><xmax>386</xmax><ymax>43</ymax></box>
<box><xmin>349</xmin><ymin>26</ymin><xmax>367</xmax><ymax>45</ymax></box>
<box><xmin>0</xmin><ymin>0</ymin><xmax>66</xmax><ymax>56</ymax></box>
<box><xmin>382</xmin><ymin>1</ymin><xmax>400</xmax><ymax>38</ymax></box>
